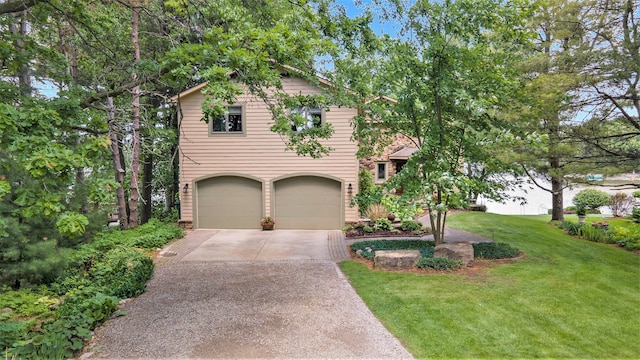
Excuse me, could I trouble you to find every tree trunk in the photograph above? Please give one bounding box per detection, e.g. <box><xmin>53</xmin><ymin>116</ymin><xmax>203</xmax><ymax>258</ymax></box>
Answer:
<box><xmin>168</xmin><ymin>108</ymin><xmax>180</xmax><ymax>214</ymax></box>
<box><xmin>9</xmin><ymin>9</ymin><xmax>31</xmax><ymax>97</ymax></box>
<box><xmin>128</xmin><ymin>6</ymin><xmax>141</xmax><ymax>228</ymax></box>
<box><xmin>107</xmin><ymin>97</ymin><xmax>129</xmax><ymax>229</ymax></box>
<box><xmin>141</xmin><ymin>152</ymin><xmax>153</xmax><ymax>224</ymax></box>
<box><xmin>551</xmin><ymin>174</ymin><xmax>564</xmax><ymax>221</ymax></box>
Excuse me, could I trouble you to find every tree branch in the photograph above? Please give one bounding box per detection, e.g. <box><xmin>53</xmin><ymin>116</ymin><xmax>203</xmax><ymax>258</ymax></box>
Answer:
<box><xmin>0</xmin><ymin>0</ymin><xmax>45</xmax><ymax>14</ymax></box>
<box><xmin>79</xmin><ymin>70</ymin><xmax>168</xmax><ymax>109</ymax></box>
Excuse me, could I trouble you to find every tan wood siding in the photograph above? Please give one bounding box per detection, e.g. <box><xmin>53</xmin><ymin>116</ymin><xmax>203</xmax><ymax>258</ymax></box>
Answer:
<box><xmin>178</xmin><ymin>77</ymin><xmax>359</xmax><ymax>228</ymax></box>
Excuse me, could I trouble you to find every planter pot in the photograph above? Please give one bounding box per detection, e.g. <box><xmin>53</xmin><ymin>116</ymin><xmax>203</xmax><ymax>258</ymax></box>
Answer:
<box><xmin>578</xmin><ymin>215</ymin><xmax>586</xmax><ymax>224</ymax></box>
<box><xmin>261</xmin><ymin>224</ymin><xmax>274</xmax><ymax>230</ymax></box>
<box><xmin>387</xmin><ymin>214</ymin><xmax>396</xmax><ymax>221</ymax></box>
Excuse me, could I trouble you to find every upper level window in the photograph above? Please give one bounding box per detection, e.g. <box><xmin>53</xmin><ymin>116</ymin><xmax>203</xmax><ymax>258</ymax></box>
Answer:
<box><xmin>290</xmin><ymin>107</ymin><xmax>322</xmax><ymax>132</ymax></box>
<box><xmin>212</xmin><ymin>106</ymin><xmax>243</xmax><ymax>134</ymax></box>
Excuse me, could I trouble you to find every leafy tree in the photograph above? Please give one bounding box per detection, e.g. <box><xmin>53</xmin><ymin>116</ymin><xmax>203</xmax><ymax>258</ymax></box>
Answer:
<box><xmin>516</xmin><ymin>0</ymin><xmax>639</xmax><ymax>222</ymax></box>
<box><xmin>328</xmin><ymin>0</ymin><xmax>534</xmax><ymax>243</ymax></box>
<box><xmin>573</xmin><ymin>189</ymin><xmax>611</xmax><ymax>213</ymax></box>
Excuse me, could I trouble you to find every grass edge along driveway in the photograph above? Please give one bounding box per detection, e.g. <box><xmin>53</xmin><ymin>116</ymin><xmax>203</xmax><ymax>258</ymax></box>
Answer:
<box><xmin>340</xmin><ymin>212</ymin><xmax>640</xmax><ymax>359</ymax></box>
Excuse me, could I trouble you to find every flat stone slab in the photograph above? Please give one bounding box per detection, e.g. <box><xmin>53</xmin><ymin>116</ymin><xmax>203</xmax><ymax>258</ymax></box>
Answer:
<box><xmin>374</xmin><ymin>250</ymin><xmax>420</xmax><ymax>271</ymax></box>
<box><xmin>434</xmin><ymin>242</ymin><xmax>474</xmax><ymax>267</ymax></box>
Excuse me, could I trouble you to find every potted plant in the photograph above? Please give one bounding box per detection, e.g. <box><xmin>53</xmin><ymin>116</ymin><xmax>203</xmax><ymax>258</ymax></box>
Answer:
<box><xmin>576</xmin><ymin>206</ymin><xmax>586</xmax><ymax>224</ymax></box>
<box><xmin>260</xmin><ymin>216</ymin><xmax>275</xmax><ymax>230</ymax></box>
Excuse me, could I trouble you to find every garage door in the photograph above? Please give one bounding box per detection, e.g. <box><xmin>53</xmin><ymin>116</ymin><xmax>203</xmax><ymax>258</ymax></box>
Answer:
<box><xmin>196</xmin><ymin>176</ymin><xmax>262</xmax><ymax>229</ymax></box>
<box><xmin>273</xmin><ymin>176</ymin><xmax>342</xmax><ymax>230</ymax></box>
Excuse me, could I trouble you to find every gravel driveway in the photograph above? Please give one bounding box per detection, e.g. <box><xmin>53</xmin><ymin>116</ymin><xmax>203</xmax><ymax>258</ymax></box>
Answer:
<box><xmin>82</xmin><ymin>230</ymin><xmax>413</xmax><ymax>359</ymax></box>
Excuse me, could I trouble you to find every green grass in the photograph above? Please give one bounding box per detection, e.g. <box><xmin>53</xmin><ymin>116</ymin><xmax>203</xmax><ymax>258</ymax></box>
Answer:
<box><xmin>340</xmin><ymin>212</ymin><xmax>640</xmax><ymax>359</ymax></box>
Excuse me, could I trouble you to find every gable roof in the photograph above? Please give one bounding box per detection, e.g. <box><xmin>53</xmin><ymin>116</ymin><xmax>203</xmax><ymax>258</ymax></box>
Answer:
<box><xmin>169</xmin><ymin>65</ymin><xmax>397</xmax><ymax>105</ymax></box>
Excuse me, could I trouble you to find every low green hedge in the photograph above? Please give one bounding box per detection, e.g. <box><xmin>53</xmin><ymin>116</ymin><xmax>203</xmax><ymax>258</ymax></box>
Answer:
<box><xmin>416</xmin><ymin>257</ymin><xmax>463</xmax><ymax>270</ymax></box>
<box><xmin>472</xmin><ymin>242</ymin><xmax>521</xmax><ymax>259</ymax></box>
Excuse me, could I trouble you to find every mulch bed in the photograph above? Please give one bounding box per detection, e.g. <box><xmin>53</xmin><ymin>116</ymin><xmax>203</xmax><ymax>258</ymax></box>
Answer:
<box><xmin>347</xmin><ymin>245</ymin><xmax>526</xmax><ymax>276</ymax></box>
<box><xmin>344</xmin><ymin>228</ymin><xmax>431</xmax><ymax>239</ymax></box>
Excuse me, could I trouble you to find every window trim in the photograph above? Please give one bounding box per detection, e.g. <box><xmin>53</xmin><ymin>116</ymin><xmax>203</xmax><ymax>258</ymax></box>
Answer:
<box><xmin>209</xmin><ymin>104</ymin><xmax>246</xmax><ymax>137</ymax></box>
<box><xmin>289</xmin><ymin>106</ymin><xmax>324</xmax><ymax>132</ymax></box>
<box><xmin>375</xmin><ymin>162</ymin><xmax>388</xmax><ymax>183</ymax></box>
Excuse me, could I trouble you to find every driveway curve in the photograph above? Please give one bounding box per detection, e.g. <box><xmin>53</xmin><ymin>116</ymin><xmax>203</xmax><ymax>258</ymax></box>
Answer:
<box><xmin>83</xmin><ymin>230</ymin><xmax>413</xmax><ymax>359</ymax></box>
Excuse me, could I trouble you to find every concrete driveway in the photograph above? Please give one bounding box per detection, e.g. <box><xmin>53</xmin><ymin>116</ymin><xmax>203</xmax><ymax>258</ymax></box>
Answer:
<box><xmin>180</xmin><ymin>229</ymin><xmax>331</xmax><ymax>262</ymax></box>
<box><xmin>83</xmin><ymin>230</ymin><xmax>413</xmax><ymax>359</ymax></box>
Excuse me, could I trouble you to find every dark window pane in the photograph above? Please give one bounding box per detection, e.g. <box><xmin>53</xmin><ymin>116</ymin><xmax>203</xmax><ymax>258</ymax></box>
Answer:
<box><xmin>228</xmin><ymin>113</ymin><xmax>242</xmax><ymax>132</ymax></box>
<box><xmin>377</xmin><ymin>163</ymin><xmax>386</xmax><ymax>179</ymax></box>
<box><xmin>212</xmin><ymin>106</ymin><xmax>242</xmax><ymax>133</ymax></box>
<box><xmin>212</xmin><ymin>115</ymin><xmax>225</xmax><ymax>132</ymax></box>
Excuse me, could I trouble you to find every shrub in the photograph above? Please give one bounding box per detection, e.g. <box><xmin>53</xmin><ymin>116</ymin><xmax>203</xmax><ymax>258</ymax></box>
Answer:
<box><xmin>92</xmin><ymin>247</ymin><xmax>154</xmax><ymax>299</ymax></box>
<box><xmin>381</xmin><ymin>194</ymin><xmax>424</xmax><ymax>220</ymax></box>
<box><xmin>558</xmin><ymin>221</ymin><xmax>583</xmax><ymax>236</ymax></box>
<box><xmin>353</xmin><ymin>169</ymin><xmax>383</xmax><ymax>216</ymax></box>
<box><xmin>417</xmin><ymin>257</ymin><xmax>462</xmax><ymax>270</ymax></box>
<box><xmin>578</xmin><ymin>224</ymin><xmax>611</xmax><ymax>243</ymax></box>
<box><xmin>365</xmin><ymin>203</ymin><xmax>388</xmax><ymax>223</ymax></box>
<box><xmin>363</xmin><ymin>225</ymin><xmax>373</xmax><ymax>233</ymax></box>
<box><xmin>573</xmin><ymin>189</ymin><xmax>610</xmax><ymax>212</ymax></box>
<box><xmin>631</xmin><ymin>207</ymin><xmax>640</xmax><ymax>224</ymax></box>
<box><xmin>373</xmin><ymin>218</ymin><xmax>393</xmax><ymax>231</ymax></box>
<box><xmin>351</xmin><ymin>239</ymin><xmax>435</xmax><ymax>259</ymax></box>
<box><xmin>618</xmin><ymin>238</ymin><xmax>640</xmax><ymax>251</ymax></box>
<box><xmin>469</xmin><ymin>204</ymin><xmax>487</xmax><ymax>212</ymax></box>
<box><xmin>609</xmin><ymin>192</ymin><xmax>635</xmax><ymax>217</ymax></box>
<box><xmin>401</xmin><ymin>219</ymin><xmax>423</xmax><ymax>231</ymax></box>
<box><xmin>473</xmin><ymin>242</ymin><xmax>521</xmax><ymax>259</ymax></box>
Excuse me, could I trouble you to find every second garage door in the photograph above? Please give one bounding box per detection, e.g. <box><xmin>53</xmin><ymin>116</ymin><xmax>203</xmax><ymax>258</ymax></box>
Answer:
<box><xmin>196</xmin><ymin>176</ymin><xmax>262</xmax><ymax>229</ymax></box>
<box><xmin>273</xmin><ymin>176</ymin><xmax>342</xmax><ymax>230</ymax></box>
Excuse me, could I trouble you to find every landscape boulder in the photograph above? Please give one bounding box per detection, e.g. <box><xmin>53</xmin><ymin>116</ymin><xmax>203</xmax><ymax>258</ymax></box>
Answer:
<box><xmin>434</xmin><ymin>242</ymin><xmax>474</xmax><ymax>267</ymax></box>
<box><xmin>374</xmin><ymin>250</ymin><xmax>420</xmax><ymax>271</ymax></box>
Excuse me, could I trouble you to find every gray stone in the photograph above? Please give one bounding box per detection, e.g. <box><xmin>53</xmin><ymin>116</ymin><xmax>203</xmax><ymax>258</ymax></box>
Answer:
<box><xmin>434</xmin><ymin>242</ymin><xmax>474</xmax><ymax>267</ymax></box>
<box><xmin>356</xmin><ymin>249</ymin><xmax>364</xmax><ymax>257</ymax></box>
<box><xmin>374</xmin><ymin>250</ymin><xmax>420</xmax><ymax>271</ymax></box>
<box><xmin>1</xmin><ymin>307</ymin><xmax>12</xmax><ymax>315</ymax></box>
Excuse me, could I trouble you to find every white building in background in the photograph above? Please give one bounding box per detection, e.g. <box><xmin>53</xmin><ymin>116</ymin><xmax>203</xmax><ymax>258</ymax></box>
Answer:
<box><xmin>478</xmin><ymin>175</ymin><xmax>638</xmax><ymax>216</ymax></box>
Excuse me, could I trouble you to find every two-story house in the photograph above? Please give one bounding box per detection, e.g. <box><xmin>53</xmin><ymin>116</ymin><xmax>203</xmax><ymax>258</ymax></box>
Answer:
<box><xmin>172</xmin><ymin>76</ymin><xmax>360</xmax><ymax>230</ymax></box>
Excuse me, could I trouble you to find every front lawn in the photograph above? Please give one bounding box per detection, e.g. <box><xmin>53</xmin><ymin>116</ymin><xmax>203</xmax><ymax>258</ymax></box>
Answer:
<box><xmin>340</xmin><ymin>212</ymin><xmax>640</xmax><ymax>359</ymax></box>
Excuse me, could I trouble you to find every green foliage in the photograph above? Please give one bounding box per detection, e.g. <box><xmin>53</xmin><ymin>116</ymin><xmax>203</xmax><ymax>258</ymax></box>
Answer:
<box><xmin>373</xmin><ymin>218</ymin><xmax>393</xmax><ymax>231</ymax></box>
<box><xmin>608</xmin><ymin>225</ymin><xmax>640</xmax><ymax>251</ymax></box>
<box><xmin>351</xmin><ymin>239</ymin><xmax>435</xmax><ymax>260</ymax></box>
<box><xmin>558</xmin><ymin>221</ymin><xmax>584</xmax><ymax>236</ymax></box>
<box><xmin>633</xmin><ymin>191</ymin><xmax>640</xmax><ymax>198</ymax></box>
<box><xmin>380</xmin><ymin>194</ymin><xmax>423</xmax><ymax>221</ymax></box>
<box><xmin>472</xmin><ymin>242</ymin><xmax>521</xmax><ymax>259</ymax></box>
<box><xmin>2</xmin><ymin>220</ymin><xmax>181</xmax><ymax>358</ymax></box>
<box><xmin>578</xmin><ymin>224</ymin><xmax>611</xmax><ymax>243</ymax></box>
<box><xmin>89</xmin><ymin>248</ymin><xmax>154</xmax><ymax>299</ymax></box>
<box><xmin>0</xmin><ymin>287</ymin><xmax>58</xmax><ymax>320</ymax></box>
<box><xmin>416</xmin><ymin>257</ymin><xmax>463</xmax><ymax>271</ymax></box>
<box><xmin>55</xmin><ymin>212</ymin><xmax>89</xmax><ymax>238</ymax></box>
<box><xmin>353</xmin><ymin>169</ymin><xmax>383</xmax><ymax>216</ymax></box>
<box><xmin>400</xmin><ymin>220</ymin><xmax>423</xmax><ymax>231</ymax></box>
<box><xmin>631</xmin><ymin>207</ymin><xmax>640</xmax><ymax>223</ymax></box>
<box><xmin>573</xmin><ymin>189</ymin><xmax>610</xmax><ymax>211</ymax></box>
<box><xmin>363</xmin><ymin>225</ymin><xmax>373</xmax><ymax>233</ymax></box>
